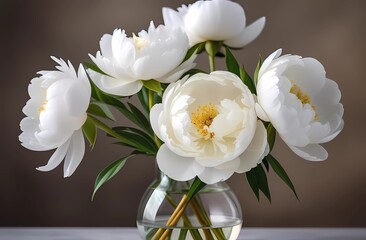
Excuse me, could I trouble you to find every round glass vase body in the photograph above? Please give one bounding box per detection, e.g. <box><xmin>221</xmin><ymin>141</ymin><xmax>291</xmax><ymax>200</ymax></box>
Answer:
<box><xmin>137</xmin><ymin>171</ymin><xmax>243</xmax><ymax>240</ymax></box>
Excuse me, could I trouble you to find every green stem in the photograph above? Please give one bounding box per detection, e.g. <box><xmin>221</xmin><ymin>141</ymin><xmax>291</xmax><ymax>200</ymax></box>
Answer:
<box><xmin>182</xmin><ymin>181</ymin><xmax>226</xmax><ymax>240</ymax></box>
<box><xmin>209</xmin><ymin>54</ymin><xmax>216</xmax><ymax>72</ymax></box>
<box><xmin>188</xmin><ymin>200</ymin><xmax>215</xmax><ymax>240</ymax></box>
<box><xmin>191</xmin><ymin>197</ymin><xmax>226</xmax><ymax>240</ymax></box>
<box><xmin>178</xmin><ymin>229</ymin><xmax>188</xmax><ymax>240</ymax></box>
<box><xmin>148</xmin><ymin>89</ymin><xmax>154</xmax><ymax>110</ymax></box>
<box><xmin>205</xmin><ymin>41</ymin><xmax>220</xmax><ymax>72</ymax></box>
<box><xmin>153</xmin><ymin>178</ymin><xmax>206</xmax><ymax>240</ymax></box>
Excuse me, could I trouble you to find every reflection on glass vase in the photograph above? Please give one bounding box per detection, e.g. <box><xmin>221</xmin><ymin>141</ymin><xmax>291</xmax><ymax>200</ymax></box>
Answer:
<box><xmin>137</xmin><ymin>170</ymin><xmax>243</xmax><ymax>240</ymax></box>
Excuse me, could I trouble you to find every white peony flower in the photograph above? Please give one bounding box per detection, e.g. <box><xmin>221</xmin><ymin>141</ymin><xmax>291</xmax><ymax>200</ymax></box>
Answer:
<box><xmin>88</xmin><ymin>21</ymin><xmax>196</xmax><ymax>96</ymax></box>
<box><xmin>150</xmin><ymin>71</ymin><xmax>268</xmax><ymax>184</ymax></box>
<box><xmin>256</xmin><ymin>49</ymin><xmax>344</xmax><ymax>161</ymax></box>
<box><xmin>19</xmin><ymin>57</ymin><xmax>91</xmax><ymax>177</ymax></box>
<box><xmin>163</xmin><ymin>0</ymin><xmax>265</xmax><ymax>48</ymax></box>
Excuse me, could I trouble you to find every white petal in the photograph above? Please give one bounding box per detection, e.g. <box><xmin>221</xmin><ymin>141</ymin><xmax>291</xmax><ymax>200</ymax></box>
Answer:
<box><xmin>88</xmin><ymin>52</ymin><xmax>118</xmax><ymax>77</ymax></box>
<box><xmin>192</xmin><ymin>161</ymin><xmax>205</xmax><ymax>176</ymax></box>
<box><xmin>317</xmin><ymin>120</ymin><xmax>344</xmax><ymax>143</ymax></box>
<box><xmin>36</xmin><ymin>97</ymin><xmax>76</xmax><ymax>146</ymax></box>
<box><xmin>77</xmin><ymin>64</ymin><xmax>91</xmax><ymax>95</ymax></box>
<box><xmin>215</xmin><ymin>157</ymin><xmax>240</xmax><ymax>170</ymax></box>
<box><xmin>197</xmin><ymin>164</ymin><xmax>237</xmax><ymax>185</ymax></box>
<box><xmin>162</xmin><ymin>7</ymin><xmax>185</xmax><ymax>29</ymax></box>
<box><xmin>28</xmin><ymin>77</ymin><xmax>45</xmax><ymax>100</ymax></box>
<box><xmin>63</xmin><ymin>129</ymin><xmax>85</xmax><ymax>177</ymax></box>
<box><xmin>269</xmin><ymin>103</ymin><xmax>311</xmax><ymax>147</ymax></box>
<box><xmin>225</xmin><ymin>17</ymin><xmax>266</xmax><ymax>48</ymax></box>
<box><xmin>211</xmin><ymin>99</ymin><xmax>243</xmax><ymax>138</ymax></box>
<box><xmin>132</xmin><ymin>40</ymin><xmax>188</xmax><ymax>79</ymax></box>
<box><xmin>64</xmin><ymin>81</ymin><xmax>90</xmax><ymax>117</ymax></box>
<box><xmin>255</xmin><ymin>102</ymin><xmax>270</xmax><ymax>122</ymax></box>
<box><xmin>284</xmin><ymin>57</ymin><xmax>326</xmax><ymax>96</ymax></box>
<box><xmin>289</xmin><ymin>144</ymin><xmax>328</xmax><ymax>161</ymax></box>
<box><xmin>156</xmin><ymin>144</ymin><xmax>197</xmax><ymax>181</ymax></box>
<box><xmin>313</xmin><ymin>78</ymin><xmax>344</xmax><ymax>135</ymax></box>
<box><xmin>99</xmin><ymin>33</ymin><xmax>113</xmax><ymax>59</ymax></box>
<box><xmin>236</xmin><ymin>120</ymin><xmax>268</xmax><ymax>173</ymax></box>
<box><xmin>23</xmin><ymin>79</ymin><xmax>45</xmax><ymax>118</ymax></box>
<box><xmin>111</xmin><ymin>29</ymin><xmax>126</xmax><ymax>63</ymax></box>
<box><xmin>36</xmin><ymin>139</ymin><xmax>70</xmax><ymax>172</ymax></box>
<box><xmin>149</xmin><ymin>104</ymin><xmax>164</xmax><ymax>141</ymax></box>
<box><xmin>117</xmin><ymin>37</ymin><xmax>136</xmax><ymax>68</ymax></box>
<box><xmin>50</xmin><ymin>57</ymin><xmax>78</xmax><ymax>80</ymax></box>
<box><xmin>19</xmin><ymin>118</ymin><xmax>50</xmax><ymax>151</ymax></box>
<box><xmin>156</xmin><ymin>52</ymin><xmax>197</xmax><ymax>83</ymax></box>
<box><xmin>88</xmin><ymin>70</ymin><xmax>143</xmax><ymax>96</ymax></box>
<box><xmin>185</xmin><ymin>0</ymin><xmax>245</xmax><ymax>41</ymax></box>
<box><xmin>258</xmin><ymin>49</ymin><xmax>282</xmax><ymax>79</ymax></box>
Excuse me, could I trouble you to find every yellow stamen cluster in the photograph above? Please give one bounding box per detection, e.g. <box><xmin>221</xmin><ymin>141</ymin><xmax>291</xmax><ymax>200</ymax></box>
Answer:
<box><xmin>132</xmin><ymin>33</ymin><xmax>150</xmax><ymax>51</ymax></box>
<box><xmin>290</xmin><ymin>83</ymin><xmax>318</xmax><ymax>120</ymax></box>
<box><xmin>191</xmin><ymin>104</ymin><xmax>218</xmax><ymax>139</ymax></box>
<box><xmin>38</xmin><ymin>100</ymin><xmax>48</xmax><ymax>112</ymax></box>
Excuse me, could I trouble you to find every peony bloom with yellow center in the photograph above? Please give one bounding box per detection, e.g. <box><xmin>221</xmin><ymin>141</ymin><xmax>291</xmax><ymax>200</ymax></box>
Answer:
<box><xmin>19</xmin><ymin>57</ymin><xmax>91</xmax><ymax>177</ymax></box>
<box><xmin>150</xmin><ymin>71</ymin><xmax>268</xmax><ymax>184</ymax></box>
<box><xmin>88</xmin><ymin>21</ymin><xmax>196</xmax><ymax>96</ymax></box>
<box><xmin>163</xmin><ymin>0</ymin><xmax>265</xmax><ymax>48</ymax></box>
<box><xmin>256</xmin><ymin>49</ymin><xmax>344</xmax><ymax>161</ymax></box>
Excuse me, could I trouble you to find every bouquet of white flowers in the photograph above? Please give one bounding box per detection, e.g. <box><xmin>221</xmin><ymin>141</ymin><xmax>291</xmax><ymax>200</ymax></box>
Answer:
<box><xmin>19</xmin><ymin>0</ymin><xmax>344</xmax><ymax>239</ymax></box>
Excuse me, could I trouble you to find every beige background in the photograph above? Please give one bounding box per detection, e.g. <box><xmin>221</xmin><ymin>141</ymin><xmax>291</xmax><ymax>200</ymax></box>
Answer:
<box><xmin>1</xmin><ymin>0</ymin><xmax>365</xmax><ymax>227</ymax></box>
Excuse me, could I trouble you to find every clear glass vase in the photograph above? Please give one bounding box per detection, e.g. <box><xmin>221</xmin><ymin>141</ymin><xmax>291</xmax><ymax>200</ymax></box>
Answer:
<box><xmin>136</xmin><ymin>171</ymin><xmax>243</xmax><ymax>240</ymax></box>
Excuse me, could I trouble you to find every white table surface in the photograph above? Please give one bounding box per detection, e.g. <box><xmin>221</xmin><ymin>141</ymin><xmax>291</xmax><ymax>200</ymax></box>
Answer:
<box><xmin>0</xmin><ymin>228</ymin><xmax>365</xmax><ymax>240</ymax></box>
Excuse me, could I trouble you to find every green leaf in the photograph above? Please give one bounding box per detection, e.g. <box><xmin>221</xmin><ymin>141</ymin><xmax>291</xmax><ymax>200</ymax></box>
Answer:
<box><xmin>143</xmin><ymin>80</ymin><xmax>162</xmax><ymax>94</ymax></box>
<box><xmin>183</xmin><ymin>42</ymin><xmax>205</xmax><ymax>62</ymax></box>
<box><xmin>117</xmin><ymin>104</ymin><xmax>153</xmax><ymax>134</ymax></box>
<box><xmin>87</xmin><ymin>102</ymin><xmax>115</xmax><ymax>121</ymax></box>
<box><xmin>267</xmin><ymin>154</ymin><xmax>299</xmax><ymax>200</ymax></box>
<box><xmin>246</xmin><ymin>164</ymin><xmax>271</xmax><ymax>202</ymax></box>
<box><xmin>224</xmin><ymin>46</ymin><xmax>240</xmax><ymax>77</ymax></box>
<box><xmin>82</xmin><ymin>116</ymin><xmax>97</xmax><ymax>148</ymax></box>
<box><xmin>254</xmin><ymin>164</ymin><xmax>271</xmax><ymax>202</ymax></box>
<box><xmin>88</xmin><ymin>115</ymin><xmax>155</xmax><ymax>155</ymax></box>
<box><xmin>113</xmin><ymin>126</ymin><xmax>158</xmax><ymax>154</ymax></box>
<box><xmin>137</xmin><ymin>87</ymin><xmax>150</xmax><ymax>113</ymax></box>
<box><xmin>267</xmin><ymin>123</ymin><xmax>277</xmax><ymax>151</ymax></box>
<box><xmin>127</xmin><ymin>103</ymin><xmax>152</xmax><ymax>134</ymax></box>
<box><xmin>186</xmin><ymin>177</ymin><xmax>207</xmax><ymax>202</ymax></box>
<box><xmin>88</xmin><ymin>87</ymin><xmax>152</xmax><ymax>134</ymax></box>
<box><xmin>240</xmin><ymin>65</ymin><xmax>257</xmax><ymax>94</ymax></box>
<box><xmin>253</xmin><ymin>55</ymin><xmax>263</xmax><ymax>85</ymax></box>
<box><xmin>83</xmin><ymin>62</ymin><xmax>109</xmax><ymax>76</ymax></box>
<box><xmin>110</xmin><ymin>131</ymin><xmax>157</xmax><ymax>155</ymax></box>
<box><xmin>92</xmin><ymin>154</ymin><xmax>135</xmax><ymax>200</ymax></box>
<box><xmin>246</xmin><ymin>170</ymin><xmax>260</xmax><ymax>201</ymax></box>
<box><xmin>262</xmin><ymin>158</ymin><xmax>270</xmax><ymax>172</ymax></box>
<box><xmin>112</xmin><ymin>142</ymin><xmax>147</xmax><ymax>155</ymax></box>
